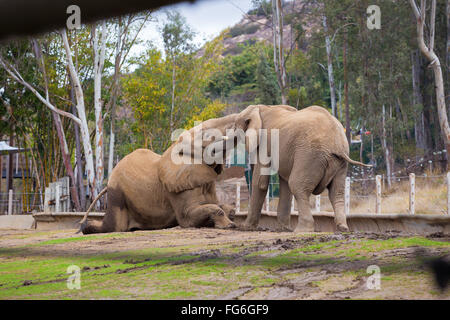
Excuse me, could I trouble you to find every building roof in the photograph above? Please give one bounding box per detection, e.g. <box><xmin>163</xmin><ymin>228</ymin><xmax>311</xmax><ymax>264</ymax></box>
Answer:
<box><xmin>0</xmin><ymin>141</ymin><xmax>20</xmax><ymax>155</ymax></box>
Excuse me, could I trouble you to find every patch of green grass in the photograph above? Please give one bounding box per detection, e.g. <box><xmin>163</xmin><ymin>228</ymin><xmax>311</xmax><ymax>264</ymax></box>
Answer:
<box><xmin>149</xmin><ymin>290</ymin><xmax>196</xmax><ymax>299</ymax></box>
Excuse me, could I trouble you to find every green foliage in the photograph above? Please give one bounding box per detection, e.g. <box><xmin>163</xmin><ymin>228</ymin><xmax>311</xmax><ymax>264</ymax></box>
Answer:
<box><xmin>161</xmin><ymin>11</ymin><xmax>195</xmax><ymax>59</ymax></box>
<box><xmin>248</xmin><ymin>0</ymin><xmax>272</xmax><ymax>16</ymax></box>
<box><xmin>229</xmin><ymin>23</ymin><xmax>259</xmax><ymax>37</ymax></box>
<box><xmin>255</xmin><ymin>53</ymin><xmax>280</xmax><ymax>105</ymax></box>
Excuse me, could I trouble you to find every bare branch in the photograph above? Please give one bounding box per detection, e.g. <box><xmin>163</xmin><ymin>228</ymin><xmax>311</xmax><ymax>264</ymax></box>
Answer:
<box><xmin>430</xmin><ymin>0</ymin><xmax>436</xmax><ymax>51</ymax></box>
<box><xmin>0</xmin><ymin>55</ymin><xmax>82</xmax><ymax>125</ymax></box>
<box><xmin>409</xmin><ymin>0</ymin><xmax>421</xmax><ymax>18</ymax></box>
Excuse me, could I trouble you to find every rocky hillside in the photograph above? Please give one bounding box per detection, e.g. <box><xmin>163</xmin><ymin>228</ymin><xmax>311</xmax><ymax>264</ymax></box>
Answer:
<box><xmin>221</xmin><ymin>0</ymin><xmax>318</xmax><ymax>56</ymax></box>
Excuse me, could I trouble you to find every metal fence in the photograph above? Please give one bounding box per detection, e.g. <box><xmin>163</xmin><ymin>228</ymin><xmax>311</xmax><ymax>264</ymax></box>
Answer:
<box><xmin>234</xmin><ymin>172</ymin><xmax>450</xmax><ymax>215</ymax></box>
<box><xmin>0</xmin><ymin>191</ymin><xmax>43</xmax><ymax>215</ymax></box>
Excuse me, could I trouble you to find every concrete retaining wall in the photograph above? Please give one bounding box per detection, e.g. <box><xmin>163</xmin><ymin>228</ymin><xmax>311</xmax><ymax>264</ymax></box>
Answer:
<box><xmin>0</xmin><ymin>215</ymin><xmax>35</xmax><ymax>230</ymax></box>
<box><xmin>234</xmin><ymin>211</ymin><xmax>450</xmax><ymax>235</ymax></box>
<box><xmin>29</xmin><ymin>211</ymin><xmax>450</xmax><ymax>235</ymax></box>
<box><xmin>33</xmin><ymin>212</ymin><xmax>104</xmax><ymax>231</ymax></box>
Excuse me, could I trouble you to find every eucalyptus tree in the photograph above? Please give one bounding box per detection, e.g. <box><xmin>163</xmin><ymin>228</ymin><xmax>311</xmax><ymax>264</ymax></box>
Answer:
<box><xmin>161</xmin><ymin>11</ymin><xmax>195</xmax><ymax>133</ymax></box>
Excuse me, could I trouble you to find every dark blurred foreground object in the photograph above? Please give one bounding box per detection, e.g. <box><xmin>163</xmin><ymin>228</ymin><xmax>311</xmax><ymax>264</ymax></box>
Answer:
<box><xmin>0</xmin><ymin>0</ymin><xmax>194</xmax><ymax>41</ymax></box>
<box><xmin>416</xmin><ymin>248</ymin><xmax>450</xmax><ymax>291</ymax></box>
<box><xmin>428</xmin><ymin>257</ymin><xmax>450</xmax><ymax>291</ymax></box>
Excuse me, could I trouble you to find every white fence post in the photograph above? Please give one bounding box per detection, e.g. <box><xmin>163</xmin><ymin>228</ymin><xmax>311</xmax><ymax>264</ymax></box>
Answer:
<box><xmin>8</xmin><ymin>189</ymin><xmax>13</xmax><ymax>215</ymax></box>
<box><xmin>235</xmin><ymin>183</ymin><xmax>240</xmax><ymax>214</ymax></box>
<box><xmin>44</xmin><ymin>187</ymin><xmax>50</xmax><ymax>212</ymax></box>
<box><xmin>409</xmin><ymin>173</ymin><xmax>415</xmax><ymax>215</ymax></box>
<box><xmin>55</xmin><ymin>184</ymin><xmax>61</xmax><ymax>212</ymax></box>
<box><xmin>447</xmin><ymin>172</ymin><xmax>450</xmax><ymax>215</ymax></box>
<box><xmin>291</xmin><ymin>196</ymin><xmax>295</xmax><ymax>213</ymax></box>
<box><xmin>265</xmin><ymin>190</ymin><xmax>270</xmax><ymax>212</ymax></box>
<box><xmin>375</xmin><ymin>175</ymin><xmax>381</xmax><ymax>214</ymax></box>
<box><xmin>315</xmin><ymin>195</ymin><xmax>321</xmax><ymax>212</ymax></box>
<box><xmin>345</xmin><ymin>177</ymin><xmax>350</xmax><ymax>215</ymax></box>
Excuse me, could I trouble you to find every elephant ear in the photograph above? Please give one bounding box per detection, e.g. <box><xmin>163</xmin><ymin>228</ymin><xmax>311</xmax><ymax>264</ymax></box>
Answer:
<box><xmin>159</xmin><ymin>149</ymin><xmax>220</xmax><ymax>193</ymax></box>
<box><xmin>236</xmin><ymin>105</ymin><xmax>262</xmax><ymax>153</ymax></box>
<box><xmin>236</xmin><ymin>105</ymin><xmax>262</xmax><ymax>132</ymax></box>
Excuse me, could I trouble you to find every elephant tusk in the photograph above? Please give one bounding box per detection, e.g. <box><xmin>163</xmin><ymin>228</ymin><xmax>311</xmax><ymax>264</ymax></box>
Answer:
<box><xmin>222</xmin><ymin>136</ymin><xmax>230</xmax><ymax>141</ymax></box>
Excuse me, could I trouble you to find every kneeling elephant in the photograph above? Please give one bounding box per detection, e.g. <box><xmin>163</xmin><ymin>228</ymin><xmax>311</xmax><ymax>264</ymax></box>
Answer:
<box><xmin>80</xmin><ymin>115</ymin><xmax>237</xmax><ymax>234</ymax></box>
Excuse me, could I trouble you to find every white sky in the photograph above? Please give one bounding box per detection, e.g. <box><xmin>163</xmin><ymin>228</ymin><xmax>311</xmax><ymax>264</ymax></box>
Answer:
<box><xmin>133</xmin><ymin>0</ymin><xmax>254</xmax><ymax>55</ymax></box>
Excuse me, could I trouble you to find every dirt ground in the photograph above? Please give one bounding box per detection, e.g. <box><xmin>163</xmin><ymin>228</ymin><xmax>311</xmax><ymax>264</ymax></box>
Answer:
<box><xmin>0</xmin><ymin>227</ymin><xmax>449</xmax><ymax>300</ymax></box>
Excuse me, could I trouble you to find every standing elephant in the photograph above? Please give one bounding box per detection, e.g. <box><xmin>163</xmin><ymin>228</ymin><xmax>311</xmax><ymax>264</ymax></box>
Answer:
<box><xmin>79</xmin><ymin>114</ymin><xmax>238</xmax><ymax>234</ymax></box>
<box><xmin>235</xmin><ymin>105</ymin><xmax>370</xmax><ymax>232</ymax></box>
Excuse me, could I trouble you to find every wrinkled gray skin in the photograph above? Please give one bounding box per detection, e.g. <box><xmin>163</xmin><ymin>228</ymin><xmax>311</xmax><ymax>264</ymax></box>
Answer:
<box><xmin>235</xmin><ymin>105</ymin><xmax>370</xmax><ymax>232</ymax></box>
<box><xmin>80</xmin><ymin>114</ymin><xmax>238</xmax><ymax>234</ymax></box>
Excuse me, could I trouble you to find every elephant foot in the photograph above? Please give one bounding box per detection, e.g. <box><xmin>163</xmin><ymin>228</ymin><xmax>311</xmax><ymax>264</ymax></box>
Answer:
<box><xmin>294</xmin><ymin>218</ymin><xmax>315</xmax><ymax>233</ymax></box>
<box><xmin>294</xmin><ymin>225</ymin><xmax>315</xmax><ymax>233</ymax></box>
<box><xmin>214</xmin><ymin>216</ymin><xmax>236</xmax><ymax>229</ymax></box>
<box><xmin>274</xmin><ymin>223</ymin><xmax>293</xmax><ymax>232</ymax></box>
<box><xmin>216</xmin><ymin>221</ymin><xmax>236</xmax><ymax>229</ymax></box>
<box><xmin>239</xmin><ymin>222</ymin><xmax>259</xmax><ymax>231</ymax></box>
<box><xmin>336</xmin><ymin>223</ymin><xmax>349</xmax><ymax>233</ymax></box>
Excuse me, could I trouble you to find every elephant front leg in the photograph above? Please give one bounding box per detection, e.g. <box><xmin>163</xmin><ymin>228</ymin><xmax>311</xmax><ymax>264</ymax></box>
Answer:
<box><xmin>276</xmin><ymin>176</ymin><xmax>293</xmax><ymax>231</ymax></box>
<box><xmin>180</xmin><ymin>204</ymin><xmax>236</xmax><ymax>229</ymax></box>
<box><xmin>242</xmin><ymin>164</ymin><xmax>269</xmax><ymax>229</ymax></box>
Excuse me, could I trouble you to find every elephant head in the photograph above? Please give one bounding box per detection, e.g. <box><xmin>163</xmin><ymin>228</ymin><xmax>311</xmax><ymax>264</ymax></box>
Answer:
<box><xmin>159</xmin><ymin>114</ymin><xmax>238</xmax><ymax>193</ymax></box>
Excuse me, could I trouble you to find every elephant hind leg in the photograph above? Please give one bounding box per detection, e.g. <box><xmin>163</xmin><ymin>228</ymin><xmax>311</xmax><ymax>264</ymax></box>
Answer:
<box><xmin>328</xmin><ymin>165</ymin><xmax>349</xmax><ymax>232</ymax></box>
<box><xmin>81</xmin><ymin>207</ymin><xmax>130</xmax><ymax>234</ymax></box>
<box><xmin>291</xmin><ymin>190</ymin><xmax>315</xmax><ymax>232</ymax></box>
<box><xmin>289</xmin><ymin>158</ymin><xmax>324</xmax><ymax>233</ymax></box>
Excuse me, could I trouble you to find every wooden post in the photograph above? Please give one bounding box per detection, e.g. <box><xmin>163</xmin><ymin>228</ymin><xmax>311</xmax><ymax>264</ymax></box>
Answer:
<box><xmin>375</xmin><ymin>175</ymin><xmax>382</xmax><ymax>214</ymax></box>
<box><xmin>8</xmin><ymin>189</ymin><xmax>13</xmax><ymax>215</ymax></box>
<box><xmin>0</xmin><ymin>155</ymin><xmax>2</xmax><ymax>193</ymax></box>
<box><xmin>55</xmin><ymin>184</ymin><xmax>61</xmax><ymax>212</ymax></box>
<box><xmin>409</xmin><ymin>173</ymin><xmax>415</xmax><ymax>215</ymax></box>
<box><xmin>345</xmin><ymin>177</ymin><xmax>350</xmax><ymax>215</ymax></box>
<box><xmin>447</xmin><ymin>172</ymin><xmax>450</xmax><ymax>215</ymax></box>
<box><xmin>291</xmin><ymin>196</ymin><xmax>295</xmax><ymax>213</ymax></box>
<box><xmin>15</xmin><ymin>152</ymin><xmax>18</xmax><ymax>174</ymax></box>
<box><xmin>235</xmin><ymin>182</ymin><xmax>240</xmax><ymax>214</ymax></box>
<box><xmin>315</xmin><ymin>195</ymin><xmax>321</xmax><ymax>212</ymax></box>
<box><xmin>265</xmin><ymin>190</ymin><xmax>270</xmax><ymax>212</ymax></box>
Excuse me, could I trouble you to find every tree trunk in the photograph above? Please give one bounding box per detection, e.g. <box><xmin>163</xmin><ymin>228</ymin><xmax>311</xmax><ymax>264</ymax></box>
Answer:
<box><xmin>52</xmin><ymin>112</ymin><xmax>81</xmax><ymax>211</ymax></box>
<box><xmin>61</xmin><ymin>29</ymin><xmax>97</xmax><ymax>199</ymax></box>
<box><xmin>411</xmin><ymin>50</ymin><xmax>427</xmax><ymax>157</ymax></box>
<box><xmin>344</xmin><ymin>32</ymin><xmax>350</xmax><ymax>144</ymax></box>
<box><xmin>92</xmin><ymin>22</ymin><xmax>107</xmax><ymax>196</ymax></box>
<box><xmin>70</xmin><ymin>83</ymin><xmax>86</xmax><ymax>211</ymax></box>
<box><xmin>447</xmin><ymin>0</ymin><xmax>450</xmax><ymax>112</ymax></box>
<box><xmin>272</xmin><ymin>0</ymin><xmax>287</xmax><ymax>104</ymax></box>
<box><xmin>381</xmin><ymin>105</ymin><xmax>392</xmax><ymax>189</ymax></box>
<box><xmin>410</xmin><ymin>0</ymin><xmax>450</xmax><ymax>169</ymax></box>
<box><xmin>108</xmin><ymin>21</ymin><xmax>122</xmax><ymax>178</ymax></box>
<box><xmin>170</xmin><ymin>59</ymin><xmax>176</xmax><ymax>132</ymax></box>
<box><xmin>323</xmin><ymin>15</ymin><xmax>337</xmax><ymax>117</ymax></box>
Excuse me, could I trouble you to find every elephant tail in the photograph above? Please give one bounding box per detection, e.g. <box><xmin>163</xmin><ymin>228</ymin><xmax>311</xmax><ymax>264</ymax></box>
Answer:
<box><xmin>339</xmin><ymin>153</ymin><xmax>373</xmax><ymax>167</ymax></box>
<box><xmin>78</xmin><ymin>187</ymin><xmax>108</xmax><ymax>226</ymax></box>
